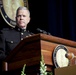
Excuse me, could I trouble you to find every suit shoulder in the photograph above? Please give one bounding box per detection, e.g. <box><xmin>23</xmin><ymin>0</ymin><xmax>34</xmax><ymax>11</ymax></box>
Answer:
<box><xmin>1</xmin><ymin>27</ymin><xmax>14</xmax><ymax>31</ymax></box>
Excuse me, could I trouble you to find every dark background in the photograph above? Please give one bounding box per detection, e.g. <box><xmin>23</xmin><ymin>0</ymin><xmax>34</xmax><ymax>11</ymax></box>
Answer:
<box><xmin>0</xmin><ymin>0</ymin><xmax>76</xmax><ymax>41</ymax></box>
<box><xmin>48</xmin><ymin>0</ymin><xmax>76</xmax><ymax>41</ymax></box>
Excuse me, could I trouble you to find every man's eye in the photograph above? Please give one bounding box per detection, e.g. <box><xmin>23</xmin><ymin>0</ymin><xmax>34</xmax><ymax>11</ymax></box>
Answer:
<box><xmin>17</xmin><ymin>15</ymin><xmax>26</xmax><ymax>17</ymax></box>
<box><xmin>23</xmin><ymin>15</ymin><xmax>26</xmax><ymax>17</ymax></box>
<box><xmin>17</xmin><ymin>15</ymin><xmax>20</xmax><ymax>17</ymax></box>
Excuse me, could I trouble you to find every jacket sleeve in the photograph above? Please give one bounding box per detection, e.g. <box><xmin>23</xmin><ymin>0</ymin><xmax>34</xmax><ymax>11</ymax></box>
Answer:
<box><xmin>0</xmin><ymin>31</ymin><xmax>6</xmax><ymax>60</ymax></box>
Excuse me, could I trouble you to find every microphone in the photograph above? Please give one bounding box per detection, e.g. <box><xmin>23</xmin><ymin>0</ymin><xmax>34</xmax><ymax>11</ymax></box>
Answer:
<box><xmin>36</xmin><ymin>28</ymin><xmax>51</xmax><ymax>35</ymax></box>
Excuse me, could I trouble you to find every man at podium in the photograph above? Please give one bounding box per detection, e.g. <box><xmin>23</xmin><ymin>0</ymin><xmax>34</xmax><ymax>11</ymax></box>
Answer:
<box><xmin>0</xmin><ymin>6</ymin><xmax>34</xmax><ymax>72</ymax></box>
<box><xmin>0</xmin><ymin>6</ymin><xmax>50</xmax><ymax>73</ymax></box>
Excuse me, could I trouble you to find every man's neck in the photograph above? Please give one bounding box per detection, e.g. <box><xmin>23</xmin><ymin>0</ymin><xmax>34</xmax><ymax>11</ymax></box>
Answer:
<box><xmin>17</xmin><ymin>26</ymin><xmax>26</xmax><ymax>30</ymax></box>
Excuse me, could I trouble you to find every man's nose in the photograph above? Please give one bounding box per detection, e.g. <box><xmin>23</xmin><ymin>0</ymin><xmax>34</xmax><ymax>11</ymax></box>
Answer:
<box><xmin>20</xmin><ymin>16</ymin><xmax>23</xmax><ymax>19</ymax></box>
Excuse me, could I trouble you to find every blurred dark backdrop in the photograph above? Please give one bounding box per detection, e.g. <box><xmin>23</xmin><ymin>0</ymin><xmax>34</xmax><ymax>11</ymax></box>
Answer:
<box><xmin>48</xmin><ymin>0</ymin><xmax>76</xmax><ymax>41</ymax></box>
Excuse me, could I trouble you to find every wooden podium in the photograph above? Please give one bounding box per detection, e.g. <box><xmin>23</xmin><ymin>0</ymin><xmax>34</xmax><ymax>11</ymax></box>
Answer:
<box><xmin>2</xmin><ymin>33</ymin><xmax>76</xmax><ymax>75</ymax></box>
<box><xmin>55</xmin><ymin>65</ymin><xmax>76</xmax><ymax>75</ymax></box>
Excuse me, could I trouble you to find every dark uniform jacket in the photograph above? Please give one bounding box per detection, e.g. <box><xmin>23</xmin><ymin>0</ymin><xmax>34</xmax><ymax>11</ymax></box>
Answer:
<box><xmin>0</xmin><ymin>26</ymin><xmax>34</xmax><ymax>60</ymax></box>
<box><xmin>0</xmin><ymin>26</ymin><xmax>34</xmax><ymax>72</ymax></box>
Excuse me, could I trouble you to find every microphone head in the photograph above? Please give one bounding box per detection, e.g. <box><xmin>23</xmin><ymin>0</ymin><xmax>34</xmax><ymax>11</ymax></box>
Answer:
<box><xmin>36</xmin><ymin>28</ymin><xmax>51</xmax><ymax>35</ymax></box>
<box><xmin>36</xmin><ymin>28</ymin><xmax>43</xmax><ymax>33</ymax></box>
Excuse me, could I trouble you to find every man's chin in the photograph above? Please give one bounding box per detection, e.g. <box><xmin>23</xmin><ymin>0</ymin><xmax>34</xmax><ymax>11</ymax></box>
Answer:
<box><xmin>19</xmin><ymin>25</ymin><xmax>26</xmax><ymax>29</ymax></box>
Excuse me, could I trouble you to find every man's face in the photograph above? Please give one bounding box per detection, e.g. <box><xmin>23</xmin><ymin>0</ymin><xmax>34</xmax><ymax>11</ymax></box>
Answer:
<box><xmin>16</xmin><ymin>9</ymin><xmax>30</xmax><ymax>29</ymax></box>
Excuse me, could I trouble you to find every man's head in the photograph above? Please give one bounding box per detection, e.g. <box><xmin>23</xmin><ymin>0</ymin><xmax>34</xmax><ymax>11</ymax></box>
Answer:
<box><xmin>16</xmin><ymin>6</ymin><xmax>30</xmax><ymax>29</ymax></box>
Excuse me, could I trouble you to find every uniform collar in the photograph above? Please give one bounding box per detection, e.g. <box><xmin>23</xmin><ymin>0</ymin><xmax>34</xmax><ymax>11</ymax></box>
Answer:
<box><xmin>15</xmin><ymin>26</ymin><xmax>26</xmax><ymax>32</ymax></box>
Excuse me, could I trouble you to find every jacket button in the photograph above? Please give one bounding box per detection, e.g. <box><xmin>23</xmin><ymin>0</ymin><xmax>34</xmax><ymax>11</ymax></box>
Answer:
<box><xmin>21</xmin><ymin>38</ymin><xmax>23</xmax><ymax>40</ymax></box>
<box><xmin>11</xmin><ymin>41</ymin><xmax>13</xmax><ymax>43</ymax></box>
<box><xmin>21</xmin><ymin>33</ymin><xmax>23</xmax><ymax>35</ymax></box>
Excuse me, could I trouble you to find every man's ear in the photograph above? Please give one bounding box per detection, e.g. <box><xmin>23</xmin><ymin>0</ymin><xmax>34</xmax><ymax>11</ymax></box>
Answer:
<box><xmin>28</xmin><ymin>17</ymin><xmax>31</xmax><ymax>23</ymax></box>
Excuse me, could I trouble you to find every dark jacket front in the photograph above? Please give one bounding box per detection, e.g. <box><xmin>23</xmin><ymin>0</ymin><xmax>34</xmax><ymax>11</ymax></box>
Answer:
<box><xmin>0</xmin><ymin>26</ymin><xmax>34</xmax><ymax>60</ymax></box>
